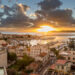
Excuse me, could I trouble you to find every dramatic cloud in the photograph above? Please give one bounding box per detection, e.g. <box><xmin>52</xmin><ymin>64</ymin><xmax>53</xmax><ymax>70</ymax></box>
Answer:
<box><xmin>38</xmin><ymin>0</ymin><xmax>62</xmax><ymax>11</ymax></box>
<box><xmin>35</xmin><ymin>0</ymin><xmax>75</xmax><ymax>27</ymax></box>
<box><xmin>0</xmin><ymin>4</ymin><xmax>34</xmax><ymax>28</ymax></box>
<box><xmin>48</xmin><ymin>9</ymin><xmax>74</xmax><ymax>23</ymax></box>
<box><xmin>0</xmin><ymin>0</ymin><xmax>75</xmax><ymax>29</ymax></box>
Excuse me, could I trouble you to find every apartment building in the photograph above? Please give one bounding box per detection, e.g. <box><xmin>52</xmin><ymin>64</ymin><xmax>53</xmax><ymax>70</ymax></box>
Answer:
<box><xmin>29</xmin><ymin>44</ymin><xmax>49</xmax><ymax>58</ymax></box>
<box><xmin>50</xmin><ymin>60</ymin><xmax>71</xmax><ymax>73</ymax></box>
<box><xmin>60</xmin><ymin>50</ymin><xmax>75</xmax><ymax>66</ymax></box>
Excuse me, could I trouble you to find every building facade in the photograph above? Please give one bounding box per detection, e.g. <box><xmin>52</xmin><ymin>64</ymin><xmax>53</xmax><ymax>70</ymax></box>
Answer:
<box><xmin>0</xmin><ymin>49</ymin><xmax>7</xmax><ymax>67</ymax></box>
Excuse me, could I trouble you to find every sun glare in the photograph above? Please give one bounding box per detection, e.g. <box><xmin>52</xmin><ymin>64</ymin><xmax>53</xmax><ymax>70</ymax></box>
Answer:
<box><xmin>37</xmin><ymin>26</ymin><xmax>56</xmax><ymax>32</ymax></box>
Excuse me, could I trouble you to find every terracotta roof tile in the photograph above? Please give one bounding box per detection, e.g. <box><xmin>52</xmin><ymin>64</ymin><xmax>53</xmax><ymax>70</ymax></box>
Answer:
<box><xmin>50</xmin><ymin>64</ymin><xmax>56</xmax><ymax>70</ymax></box>
<box><xmin>39</xmin><ymin>52</ymin><xmax>47</xmax><ymax>57</ymax></box>
<box><xmin>56</xmin><ymin>60</ymin><xmax>67</xmax><ymax>65</ymax></box>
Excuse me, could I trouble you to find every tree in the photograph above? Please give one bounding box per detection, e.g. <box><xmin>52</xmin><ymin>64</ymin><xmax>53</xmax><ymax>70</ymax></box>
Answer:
<box><xmin>68</xmin><ymin>39</ymin><xmax>75</xmax><ymax>49</ymax></box>
<box><xmin>50</xmin><ymin>48</ymin><xmax>59</xmax><ymax>56</ymax></box>
<box><xmin>23</xmin><ymin>54</ymin><xmax>34</xmax><ymax>65</ymax></box>
<box><xmin>50</xmin><ymin>48</ymin><xmax>64</xmax><ymax>59</ymax></box>
<box><xmin>57</xmin><ymin>55</ymin><xmax>65</xmax><ymax>59</ymax></box>
<box><xmin>7</xmin><ymin>69</ymin><xmax>17</xmax><ymax>75</ymax></box>
<box><xmin>8</xmin><ymin>52</ymin><xmax>17</xmax><ymax>62</ymax></box>
<box><xmin>64</xmin><ymin>46</ymin><xmax>68</xmax><ymax>51</ymax></box>
<box><xmin>16</xmin><ymin>59</ymin><xmax>26</xmax><ymax>71</ymax></box>
<box><xmin>25</xmin><ymin>69</ymin><xmax>33</xmax><ymax>74</ymax></box>
<box><xmin>13</xmin><ymin>54</ymin><xmax>34</xmax><ymax>71</ymax></box>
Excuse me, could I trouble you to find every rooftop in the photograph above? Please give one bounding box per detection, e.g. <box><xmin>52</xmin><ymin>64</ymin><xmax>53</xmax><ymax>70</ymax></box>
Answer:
<box><xmin>60</xmin><ymin>52</ymin><xmax>68</xmax><ymax>55</ymax></box>
<box><xmin>56</xmin><ymin>60</ymin><xmax>67</xmax><ymax>65</ymax></box>
<box><xmin>50</xmin><ymin>60</ymin><xmax>70</xmax><ymax>70</ymax></box>
<box><xmin>38</xmin><ymin>52</ymin><xmax>47</xmax><ymax>57</ymax></box>
<box><xmin>26</xmin><ymin>62</ymin><xmax>39</xmax><ymax>70</ymax></box>
<box><xmin>0</xmin><ymin>67</ymin><xmax>7</xmax><ymax>75</ymax></box>
<box><xmin>50</xmin><ymin>64</ymin><xmax>55</xmax><ymax>70</ymax></box>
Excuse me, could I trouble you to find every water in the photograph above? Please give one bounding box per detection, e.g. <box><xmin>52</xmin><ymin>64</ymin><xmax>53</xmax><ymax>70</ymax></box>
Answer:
<box><xmin>2</xmin><ymin>32</ymin><xmax>75</xmax><ymax>45</ymax></box>
<box><xmin>29</xmin><ymin>36</ymin><xmax>75</xmax><ymax>46</ymax></box>
<box><xmin>54</xmin><ymin>36</ymin><xmax>75</xmax><ymax>41</ymax></box>
<box><xmin>30</xmin><ymin>33</ymin><xmax>75</xmax><ymax>45</ymax></box>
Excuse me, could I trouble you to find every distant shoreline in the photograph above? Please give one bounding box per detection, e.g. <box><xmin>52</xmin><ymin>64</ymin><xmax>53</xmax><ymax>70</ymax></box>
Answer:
<box><xmin>0</xmin><ymin>31</ymin><xmax>75</xmax><ymax>35</ymax></box>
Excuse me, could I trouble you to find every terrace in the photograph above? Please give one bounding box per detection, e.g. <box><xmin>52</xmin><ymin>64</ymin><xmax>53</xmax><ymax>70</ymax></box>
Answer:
<box><xmin>0</xmin><ymin>67</ymin><xmax>7</xmax><ymax>75</ymax></box>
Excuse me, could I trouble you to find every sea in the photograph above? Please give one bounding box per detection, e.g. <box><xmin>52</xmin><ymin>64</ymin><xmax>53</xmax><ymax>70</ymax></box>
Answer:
<box><xmin>1</xmin><ymin>32</ymin><xmax>75</xmax><ymax>45</ymax></box>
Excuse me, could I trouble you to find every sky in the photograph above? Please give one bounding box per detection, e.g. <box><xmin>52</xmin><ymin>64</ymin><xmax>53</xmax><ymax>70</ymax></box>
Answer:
<box><xmin>2</xmin><ymin>0</ymin><xmax>75</xmax><ymax>17</ymax></box>
<box><xmin>0</xmin><ymin>0</ymin><xmax>75</xmax><ymax>32</ymax></box>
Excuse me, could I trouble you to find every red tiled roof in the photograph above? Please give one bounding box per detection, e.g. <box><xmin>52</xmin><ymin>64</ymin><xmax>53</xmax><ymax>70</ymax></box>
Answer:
<box><xmin>56</xmin><ymin>60</ymin><xmax>67</xmax><ymax>65</ymax></box>
<box><xmin>26</xmin><ymin>62</ymin><xmax>39</xmax><ymax>70</ymax></box>
<box><xmin>39</xmin><ymin>52</ymin><xmax>47</xmax><ymax>57</ymax></box>
<box><xmin>50</xmin><ymin>64</ymin><xmax>55</xmax><ymax>70</ymax></box>
<box><xmin>67</xmin><ymin>51</ymin><xmax>71</xmax><ymax>53</ymax></box>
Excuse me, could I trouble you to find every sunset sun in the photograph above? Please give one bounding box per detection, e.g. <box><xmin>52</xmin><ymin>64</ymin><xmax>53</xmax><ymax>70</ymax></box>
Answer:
<box><xmin>37</xmin><ymin>26</ymin><xmax>56</xmax><ymax>32</ymax></box>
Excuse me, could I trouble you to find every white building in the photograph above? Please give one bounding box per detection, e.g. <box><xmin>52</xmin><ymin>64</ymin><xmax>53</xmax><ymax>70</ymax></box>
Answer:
<box><xmin>29</xmin><ymin>44</ymin><xmax>49</xmax><ymax>58</ymax></box>
<box><xmin>60</xmin><ymin>50</ymin><xmax>75</xmax><ymax>66</ymax></box>
<box><xmin>36</xmin><ymin>52</ymin><xmax>48</xmax><ymax>62</ymax></box>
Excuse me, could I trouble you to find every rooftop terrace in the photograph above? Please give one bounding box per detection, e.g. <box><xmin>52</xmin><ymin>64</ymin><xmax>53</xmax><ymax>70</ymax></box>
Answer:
<box><xmin>0</xmin><ymin>67</ymin><xmax>7</xmax><ymax>75</ymax></box>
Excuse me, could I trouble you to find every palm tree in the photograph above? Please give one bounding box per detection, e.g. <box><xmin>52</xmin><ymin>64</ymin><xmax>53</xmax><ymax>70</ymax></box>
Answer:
<box><xmin>68</xmin><ymin>38</ymin><xmax>75</xmax><ymax>50</ymax></box>
<box><xmin>64</xmin><ymin>46</ymin><xmax>68</xmax><ymax>51</ymax></box>
<box><xmin>50</xmin><ymin>48</ymin><xmax>64</xmax><ymax>59</ymax></box>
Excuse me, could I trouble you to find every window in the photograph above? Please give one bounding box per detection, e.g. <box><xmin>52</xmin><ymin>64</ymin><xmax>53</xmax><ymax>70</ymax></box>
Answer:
<box><xmin>68</xmin><ymin>57</ymin><xmax>70</xmax><ymax>60</ymax></box>
<box><xmin>73</xmin><ymin>58</ymin><xmax>75</xmax><ymax>60</ymax></box>
<box><xmin>73</xmin><ymin>62</ymin><xmax>75</xmax><ymax>64</ymax></box>
<box><xmin>62</xmin><ymin>66</ymin><xmax>64</xmax><ymax>69</ymax></box>
<box><xmin>73</xmin><ymin>53</ymin><xmax>75</xmax><ymax>55</ymax></box>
